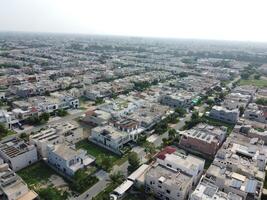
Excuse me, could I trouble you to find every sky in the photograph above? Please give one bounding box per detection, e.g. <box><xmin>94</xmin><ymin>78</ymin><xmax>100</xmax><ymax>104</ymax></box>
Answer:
<box><xmin>0</xmin><ymin>0</ymin><xmax>267</xmax><ymax>42</ymax></box>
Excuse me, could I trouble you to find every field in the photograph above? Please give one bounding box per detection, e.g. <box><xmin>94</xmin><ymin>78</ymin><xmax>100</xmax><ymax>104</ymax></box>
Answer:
<box><xmin>238</xmin><ymin>77</ymin><xmax>267</xmax><ymax>88</ymax></box>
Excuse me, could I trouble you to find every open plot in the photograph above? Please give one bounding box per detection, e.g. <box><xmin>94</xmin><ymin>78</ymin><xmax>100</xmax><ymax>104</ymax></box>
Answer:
<box><xmin>76</xmin><ymin>139</ymin><xmax>120</xmax><ymax>163</ymax></box>
<box><xmin>18</xmin><ymin>161</ymin><xmax>70</xmax><ymax>200</ymax></box>
<box><xmin>238</xmin><ymin>78</ymin><xmax>267</xmax><ymax>88</ymax></box>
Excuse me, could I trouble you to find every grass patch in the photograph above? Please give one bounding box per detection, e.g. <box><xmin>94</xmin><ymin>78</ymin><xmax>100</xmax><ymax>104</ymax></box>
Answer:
<box><xmin>17</xmin><ymin>161</ymin><xmax>70</xmax><ymax>199</ymax></box>
<box><xmin>17</xmin><ymin>161</ymin><xmax>57</xmax><ymax>187</ymax></box>
<box><xmin>238</xmin><ymin>78</ymin><xmax>267</xmax><ymax>88</ymax></box>
<box><xmin>38</xmin><ymin>186</ymin><xmax>68</xmax><ymax>200</ymax></box>
<box><xmin>76</xmin><ymin>140</ymin><xmax>120</xmax><ymax>163</ymax></box>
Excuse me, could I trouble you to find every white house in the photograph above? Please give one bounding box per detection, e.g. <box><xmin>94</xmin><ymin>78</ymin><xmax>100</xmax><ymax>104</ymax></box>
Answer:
<box><xmin>90</xmin><ymin>125</ymin><xmax>130</xmax><ymax>154</ymax></box>
<box><xmin>29</xmin><ymin>122</ymin><xmax>83</xmax><ymax>158</ymax></box>
<box><xmin>47</xmin><ymin>144</ymin><xmax>95</xmax><ymax>176</ymax></box>
<box><xmin>209</xmin><ymin>105</ymin><xmax>239</xmax><ymax>124</ymax></box>
<box><xmin>0</xmin><ymin>110</ymin><xmax>19</xmax><ymax>129</ymax></box>
<box><xmin>244</xmin><ymin>103</ymin><xmax>267</xmax><ymax>124</ymax></box>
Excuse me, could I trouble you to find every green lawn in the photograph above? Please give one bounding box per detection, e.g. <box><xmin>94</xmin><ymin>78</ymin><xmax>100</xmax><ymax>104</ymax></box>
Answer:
<box><xmin>76</xmin><ymin>140</ymin><xmax>120</xmax><ymax>163</ymax></box>
<box><xmin>17</xmin><ymin>161</ymin><xmax>72</xmax><ymax>199</ymax></box>
<box><xmin>17</xmin><ymin>161</ymin><xmax>57</xmax><ymax>187</ymax></box>
<box><xmin>238</xmin><ymin>78</ymin><xmax>267</xmax><ymax>88</ymax></box>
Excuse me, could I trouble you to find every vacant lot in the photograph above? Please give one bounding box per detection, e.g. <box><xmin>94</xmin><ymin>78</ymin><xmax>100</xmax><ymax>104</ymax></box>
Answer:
<box><xmin>238</xmin><ymin>77</ymin><xmax>267</xmax><ymax>88</ymax></box>
<box><xmin>18</xmin><ymin>161</ymin><xmax>70</xmax><ymax>200</ymax></box>
<box><xmin>76</xmin><ymin>139</ymin><xmax>120</xmax><ymax>163</ymax></box>
<box><xmin>18</xmin><ymin>161</ymin><xmax>57</xmax><ymax>187</ymax></box>
<box><xmin>75</xmin><ymin>139</ymin><xmax>129</xmax><ymax>167</ymax></box>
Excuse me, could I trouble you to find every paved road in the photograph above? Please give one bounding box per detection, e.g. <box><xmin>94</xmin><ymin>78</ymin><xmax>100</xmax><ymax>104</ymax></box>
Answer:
<box><xmin>75</xmin><ymin>179</ymin><xmax>109</xmax><ymax>200</ymax></box>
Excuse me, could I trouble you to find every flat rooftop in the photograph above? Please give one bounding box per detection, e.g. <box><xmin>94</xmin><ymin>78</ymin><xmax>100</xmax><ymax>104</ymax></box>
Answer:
<box><xmin>146</xmin><ymin>163</ymin><xmax>192</xmax><ymax>189</ymax></box>
<box><xmin>0</xmin><ymin>138</ymin><xmax>33</xmax><ymax>158</ymax></box>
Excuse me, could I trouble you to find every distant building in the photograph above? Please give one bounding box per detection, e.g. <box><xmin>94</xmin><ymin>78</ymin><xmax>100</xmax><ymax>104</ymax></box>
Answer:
<box><xmin>0</xmin><ymin>137</ymin><xmax>38</xmax><ymax>171</ymax></box>
<box><xmin>160</xmin><ymin>93</ymin><xmax>192</xmax><ymax>108</ymax></box>
<box><xmin>0</xmin><ymin>110</ymin><xmax>19</xmax><ymax>129</ymax></box>
<box><xmin>190</xmin><ymin>177</ymin><xmax>243</xmax><ymax>200</ymax></box>
<box><xmin>83</xmin><ymin>109</ymin><xmax>111</xmax><ymax>126</ymax></box>
<box><xmin>206</xmin><ymin>164</ymin><xmax>263</xmax><ymax>200</ymax></box>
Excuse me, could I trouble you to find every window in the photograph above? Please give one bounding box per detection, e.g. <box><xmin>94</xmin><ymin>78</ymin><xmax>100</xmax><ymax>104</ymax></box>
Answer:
<box><xmin>167</xmin><ymin>164</ymin><xmax>172</xmax><ymax>168</ymax></box>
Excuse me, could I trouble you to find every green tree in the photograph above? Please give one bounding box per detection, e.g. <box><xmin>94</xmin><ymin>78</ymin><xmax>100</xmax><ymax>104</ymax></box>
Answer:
<box><xmin>0</xmin><ymin>123</ymin><xmax>8</xmax><ymax>134</ymax></box>
<box><xmin>128</xmin><ymin>152</ymin><xmax>140</xmax><ymax>173</ymax></box>
<box><xmin>20</xmin><ymin>132</ymin><xmax>29</xmax><ymax>141</ymax></box>
<box><xmin>144</xmin><ymin>142</ymin><xmax>156</xmax><ymax>155</ymax></box>
<box><xmin>168</xmin><ymin>128</ymin><xmax>177</xmax><ymax>139</ymax></box>
<box><xmin>38</xmin><ymin>186</ymin><xmax>68</xmax><ymax>200</ymax></box>
<box><xmin>256</xmin><ymin>98</ymin><xmax>267</xmax><ymax>106</ymax></box>
<box><xmin>239</xmin><ymin>106</ymin><xmax>245</xmax><ymax>117</ymax></box>
<box><xmin>96</xmin><ymin>155</ymin><xmax>113</xmax><ymax>171</ymax></box>
<box><xmin>179</xmin><ymin>72</ymin><xmax>188</xmax><ymax>77</ymax></box>
<box><xmin>154</xmin><ymin>121</ymin><xmax>168</xmax><ymax>135</ymax></box>
<box><xmin>191</xmin><ymin>111</ymin><xmax>199</xmax><ymax>121</ymax></box>
<box><xmin>72</xmin><ymin>169</ymin><xmax>98</xmax><ymax>193</ymax></box>
<box><xmin>254</xmin><ymin>74</ymin><xmax>261</xmax><ymax>80</ymax></box>
<box><xmin>241</xmin><ymin>72</ymin><xmax>250</xmax><ymax>80</ymax></box>
<box><xmin>206</xmin><ymin>98</ymin><xmax>215</xmax><ymax>106</ymax></box>
<box><xmin>175</xmin><ymin>107</ymin><xmax>186</xmax><ymax>117</ymax></box>
<box><xmin>56</xmin><ymin>109</ymin><xmax>68</xmax><ymax>117</ymax></box>
<box><xmin>110</xmin><ymin>171</ymin><xmax>124</xmax><ymax>185</ymax></box>
<box><xmin>95</xmin><ymin>97</ymin><xmax>105</xmax><ymax>105</ymax></box>
<box><xmin>40</xmin><ymin>112</ymin><xmax>50</xmax><ymax>122</ymax></box>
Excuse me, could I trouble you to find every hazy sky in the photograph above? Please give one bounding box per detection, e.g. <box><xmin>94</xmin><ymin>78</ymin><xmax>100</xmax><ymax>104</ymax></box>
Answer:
<box><xmin>1</xmin><ymin>0</ymin><xmax>267</xmax><ymax>42</ymax></box>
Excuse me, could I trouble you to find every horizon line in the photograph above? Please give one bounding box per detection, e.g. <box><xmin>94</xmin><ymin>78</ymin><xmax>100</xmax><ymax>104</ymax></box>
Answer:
<box><xmin>1</xmin><ymin>30</ymin><xmax>267</xmax><ymax>45</ymax></box>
